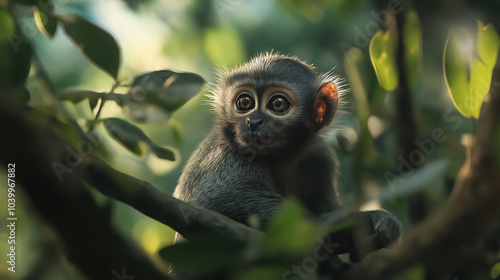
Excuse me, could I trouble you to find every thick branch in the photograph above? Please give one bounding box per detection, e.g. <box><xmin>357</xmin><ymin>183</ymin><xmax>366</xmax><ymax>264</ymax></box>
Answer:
<box><xmin>0</xmin><ymin>93</ymin><xmax>171</xmax><ymax>280</ymax></box>
<box><xmin>84</xmin><ymin>157</ymin><xmax>261</xmax><ymax>242</ymax></box>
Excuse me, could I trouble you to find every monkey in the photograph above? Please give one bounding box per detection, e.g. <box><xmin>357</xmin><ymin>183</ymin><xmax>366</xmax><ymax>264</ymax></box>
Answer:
<box><xmin>172</xmin><ymin>53</ymin><xmax>401</xmax><ymax>274</ymax></box>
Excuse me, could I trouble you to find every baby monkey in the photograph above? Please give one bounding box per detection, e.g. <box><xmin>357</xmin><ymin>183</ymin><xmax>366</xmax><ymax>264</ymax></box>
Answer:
<box><xmin>174</xmin><ymin>53</ymin><xmax>401</xmax><ymax>261</ymax></box>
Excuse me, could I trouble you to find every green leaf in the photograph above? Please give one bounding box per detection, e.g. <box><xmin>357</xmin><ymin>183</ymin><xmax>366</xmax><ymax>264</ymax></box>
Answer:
<box><xmin>103</xmin><ymin>118</ymin><xmax>144</xmax><ymax>156</ymax></box>
<box><xmin>125</xmin><ymin>70</ymin><xmax>205</xmax><ymax>122</ymax></box>
<box><xmin>204</xmin><ymin>24</ymin><xmax>246</xmax><ymax>68</ymax></box>
<box><xmin>369</xmin><ymin>26</ymin><xmax>398</xmax><ymax>91</ymax></box>
<box><xmin>470</xmin><ymin>21</ymin><xmax>500</xmax><ymax>115</ymax></box>
<box><xmin>151</xmin><ymin>145</ymin><xmax>175</xmax><ymax>161</ymax></box>
<box><xmin>260</xmin><ymin>200</ymin><xmax>320</xmax><ymax>256</ymax></box>
<box><xmin>103</xmin><ymin>118</ymin><xmax>175</xmax><ymax>160</ymax></box>
<box><xmin>34</xmin><ymin>1</ymin><xmax>58</xmax><ymax>38</ymax></box>
<box><xmin>0</xmin><ymin>7</ymin><xmax>32</xmax><ymax>87</ymax></box>
<box><xmin>404</xmin><ymin>11</ymin><xmax>422</xmax><ymax>87</ymax></box>
<box><xmin>159</xmin><ymin>233</ymin><xmax>245</xmax><ymax>274</ymax></box>
<box><xmin>444</xmin><ymin>21</ymin><xmax>500</xmax><ymax>118</ymax></box>
<box><xmin>444</xmin><ymin>28</ymin><xmax>471</xmax><ymax>116</ymax></box>
<box><xmin>58</xmin><ymin>14</ymin><xmax>121</xmax><ymax>79</ymax></box>
<box><xmin>491</xmin><ymin>262</ymin><xmax>500</xmax><ymax>279</ymax></box>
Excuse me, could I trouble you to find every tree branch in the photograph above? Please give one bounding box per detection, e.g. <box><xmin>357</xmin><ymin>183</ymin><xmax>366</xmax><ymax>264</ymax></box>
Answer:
<box><xmin>84</xmin><ymin>157</ymin><xmax>261</xmax><ymax>243</ymax></box>
<box><xmin>0</xmin><ymin>94</ymin><xmax>172</xmax><ymax>280</ymax></box>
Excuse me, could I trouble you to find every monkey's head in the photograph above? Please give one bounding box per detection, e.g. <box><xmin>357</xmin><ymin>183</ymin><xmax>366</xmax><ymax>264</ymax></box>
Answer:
<box><xmin>211</xmin><ymin>53</ymin><xmax>343</xmax><ymax>157</ymax></box>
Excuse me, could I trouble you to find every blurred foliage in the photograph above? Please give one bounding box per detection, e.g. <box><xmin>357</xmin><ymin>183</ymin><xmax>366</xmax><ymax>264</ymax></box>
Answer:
<box><xmin>1</xmin><ymin>0</ymin><xmax>500</xmax><ymax>279</ymax></box>
<box><xmin>492</xmin><ymin>262</ymin><xmax>500</xmax><ymax>279</ymax></box>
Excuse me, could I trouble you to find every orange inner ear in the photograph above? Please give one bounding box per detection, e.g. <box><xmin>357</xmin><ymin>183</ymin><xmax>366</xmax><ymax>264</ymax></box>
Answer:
<box><xmin>314</xmin><ymin>82</ymin><xmax>338</xmax><ymax>123</ymax></box>
<box><xmin>315</xmin><ymin>100</ymin><xmax>327</xmax><ymax>123</ymax></box>
<box><xmin>320</xmin><ymin>82</ymin><xmax>338</xmax><ymax>102</ymax></box>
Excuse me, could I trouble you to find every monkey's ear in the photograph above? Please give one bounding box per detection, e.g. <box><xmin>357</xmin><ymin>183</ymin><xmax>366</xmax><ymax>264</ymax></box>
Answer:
<box><xmin>314</xmin><ymin>82</ymin><xmax>338</xmax><ymax>126</ymax></box>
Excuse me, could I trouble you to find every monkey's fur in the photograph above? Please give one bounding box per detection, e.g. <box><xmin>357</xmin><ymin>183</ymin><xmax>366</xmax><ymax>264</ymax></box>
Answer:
<box><xmin>172</xmin><ymin>53</ymin><xmax>401</xmax><ymax>276</ymax></box>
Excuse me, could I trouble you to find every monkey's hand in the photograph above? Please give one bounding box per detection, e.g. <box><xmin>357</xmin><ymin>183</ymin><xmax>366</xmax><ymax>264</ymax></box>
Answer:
<box><xmin>325</xmin><ymin>210</ymin><xmax>402</xmax><ymax>262</ymax></box>
<box><xmin>350</xmin><ymin>210</ymin><xmax>402</xmax><ymax>262</ymax></box>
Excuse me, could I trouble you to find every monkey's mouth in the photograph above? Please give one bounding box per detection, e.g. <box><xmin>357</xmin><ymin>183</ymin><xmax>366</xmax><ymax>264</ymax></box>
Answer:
<box><xmin>236</xmin><ymin>131</ymin><xmax>284</xmax><ymax>152</ymax></box>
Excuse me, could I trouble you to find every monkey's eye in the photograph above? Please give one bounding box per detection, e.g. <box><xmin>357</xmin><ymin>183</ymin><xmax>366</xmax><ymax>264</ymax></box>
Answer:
<box><xmin>236</xmin><ymin>93</ymin><xmax>255</xmax><ymax>111</ymax></box>
<box><xmin>267</xmin><ymin>95</ymin><xmax>291</xmax><ymax>114</ymax></box>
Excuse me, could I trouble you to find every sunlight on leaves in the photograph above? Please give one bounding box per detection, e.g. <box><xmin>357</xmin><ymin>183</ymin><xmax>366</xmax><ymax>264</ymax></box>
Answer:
<box><xmin>369</xmin><ymin>25</ymin><xmax>398</xmax><ymax>91</ymax></box>
<box><xmin>34</xmin><ymin>3</ymin><xmax>58</xmax><ymax>38</ymax></box>
<box><xmin>444</xmin><ymin>21</ymin><xmax>500</xmax><ymax>118</ymax></box>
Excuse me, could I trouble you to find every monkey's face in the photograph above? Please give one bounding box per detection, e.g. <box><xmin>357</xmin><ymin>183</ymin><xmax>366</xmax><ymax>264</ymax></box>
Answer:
<box><xmin>214</xmin><ymin>54</ymin><xmax>340</xmax><ymax>157</ymax></box>
<box><xmin>228</xmin><ymin>85</ymin><xmax>308</xmax><ymax>156</ymax></box>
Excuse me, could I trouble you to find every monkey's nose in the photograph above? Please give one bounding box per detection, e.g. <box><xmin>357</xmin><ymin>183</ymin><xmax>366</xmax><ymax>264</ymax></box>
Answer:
<box><xmin>247</xmin><ymin>118</ymin><xmax>264</xmax><ymax>131</ymax></box>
